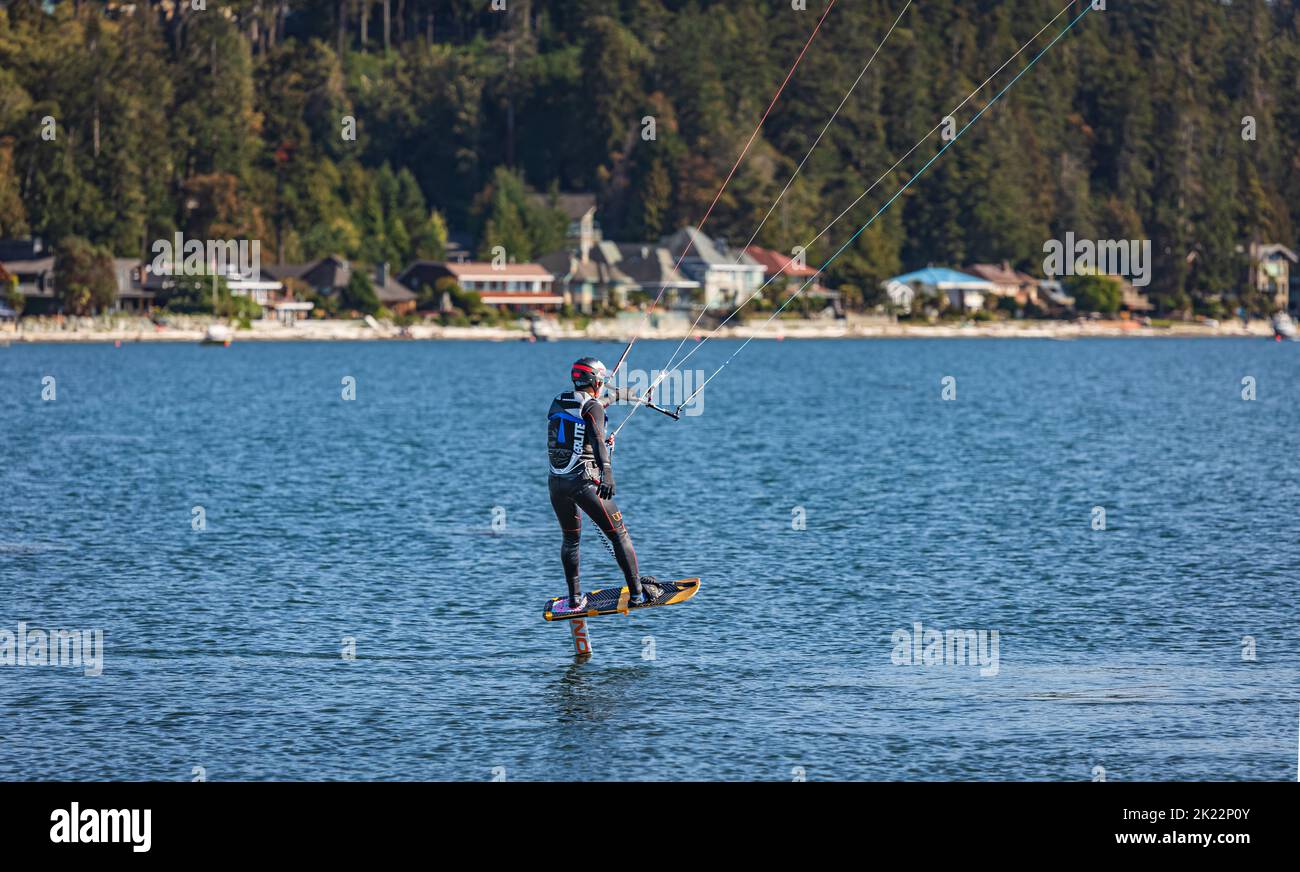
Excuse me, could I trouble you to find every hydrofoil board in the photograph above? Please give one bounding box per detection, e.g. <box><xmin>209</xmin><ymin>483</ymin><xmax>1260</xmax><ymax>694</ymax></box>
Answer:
<box><xmin>543</xmin><ymin>578</ymin><xmax>701</xmax><ymax>622</ymax></box>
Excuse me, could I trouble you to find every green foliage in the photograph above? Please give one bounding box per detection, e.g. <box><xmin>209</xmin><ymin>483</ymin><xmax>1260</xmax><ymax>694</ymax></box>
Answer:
<box><xmin>162</xmin><ymin>274</ymin><xmax>215</xmax><ymax>313</ymax></box>
<box><xmin>473</xmin><ymin>168</ymin><xmax>567</xmax><ymax>261</ymax></box>
<box><xmin>53</xmin><ymin>236</ymin><xmax>116</xmax><ymax>314</ymax></box>
<box><xmin>340</xmin><ymin>271</ymin><xmax>381</xmax><ymax>315</ymax></box>
<box><xmin>1067</xmin><ymin>274</ymin><xmax>1122</xmax><ymax>314</ymax></box>
<box><xmin>5</xmin><ymin>278</ymin><xmax>23</xmax><ymax>314</ymax></box>
<box><xmin>0</xmin><ymin>0</ymin><xmax>1297</xmax><ymax>318</ymax></box>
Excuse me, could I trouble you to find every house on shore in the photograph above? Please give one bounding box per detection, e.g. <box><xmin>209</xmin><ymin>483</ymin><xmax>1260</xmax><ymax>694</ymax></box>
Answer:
<box><xmin>111</xmin><ymin>259</ymin><xmax>156</xmax><ymax>313</ymax></box>
<box><xmin>611</xmin><ymin>244</ymin><xmax>701</xmax><ymax>309</ymax></box>
<box><xmin>1036</xmin><ymin>280</ymin><xmax>1075</xmax><ymax>314</ymax></box>
<box><xmin>263</xmin><ymin>256</ymin><xmax>413</xmax><ymax>316</ymax></box>
<box><xmin>371</xmin><ymin>263</ymin><xmax>417</xmax><ymax>315</ymax></box>
<box><xmin>0</xmin><ymin>237</ymin><xmax>56</xmax><ymax>314</ymax></box>
<box><xmin>1117</xmin><ymin>279</ymin><xmax>1154</xmax><ymax>314</ymax></box>
<box><xmin>744</xmin><ymin>244</ymin><xmax>840</xmax><ymax>309</ymax></box>
<box><xmin>398</xmin><ymin>261</ymin><xmax>559</xmax><ymax>313</ymax></box>
<box><xmin>4</xmin><ymin>255</ymin><xmax>56</xmax><ymax>313</ymax></box>
<box><xmin>964</xmin><ymin>262</ymin><xmax>1041</xmax><ymax>307</ymax></box>
<box><xmin>527</xmin><ymin>192</ymin><xmax>600</xmax><ymax>247</ymax></box>
<box><xmin>538</xmin><ymin>220</ymin><xmax>700</xmax><ymax>314</ymax></box>
<box><xmin>660</xmin><ymin>227</ymin><xmax>765</xmax><ymax>310</ymax></box>
<box><xmin>1246</xmin><ymin>242</ymin><xmax>1298</xmax><ymax>312</ymax></box>
<box><xmin>143</xmin><ymin>256</ymin><xmax>299</xmax><ymax>318</ymax></box>
<box><xmin>263</xmin><ymin>256</ymin><xmax>350</xmax><ymax>297</ymax></box>
<box><xmin>3</xmin><ymin>239</ymin><xmax>157</xmax><ymax>315</ymax></box>
<box><xmin>882</xmin><ymin>268</ymin><xmax>996</xmax><ymax>313</ymax></box>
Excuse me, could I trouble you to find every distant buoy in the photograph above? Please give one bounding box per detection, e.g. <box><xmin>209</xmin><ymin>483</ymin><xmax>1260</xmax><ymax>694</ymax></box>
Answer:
<box><xmin>113</xmin><ymin>340</ymin><xmax>122</xmax><ymax>348</ymax></box>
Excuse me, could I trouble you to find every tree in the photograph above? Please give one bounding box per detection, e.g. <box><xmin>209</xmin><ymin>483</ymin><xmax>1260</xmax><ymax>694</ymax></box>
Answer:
<box><xmin>473</xmin><ymin>167</ymin><xmax>566</xmax><ymax>261</ymax></box>
<box><xmin>5</xmin><ymin>279</ymin><xmax>23</xmax><ymax>316</ymax></box>
<box><xmin>340</xmin><ymin>270</ymin><xmax>381</xmax><ymax>314</ymax></box>
<box><xmin>0</xmin><ymin>137</ymin><xmax>30</xmax><ymax>237</ymax></box>
<box><xmin>54</xmin><ymin>236</ymin><xmax>116</xmax><ymax>315</ymax></box>
<box><xmin>1067</xmin><ymin>274</ymin><xmax>1122</xmax><ymax>315</ymax></box>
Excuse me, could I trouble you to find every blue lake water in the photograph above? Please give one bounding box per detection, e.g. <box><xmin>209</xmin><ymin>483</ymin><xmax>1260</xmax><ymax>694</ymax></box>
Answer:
<box><xmin>1</xmin><ymin>336</ymin><xmax>1298</xmax><ymax>781</ymax></box>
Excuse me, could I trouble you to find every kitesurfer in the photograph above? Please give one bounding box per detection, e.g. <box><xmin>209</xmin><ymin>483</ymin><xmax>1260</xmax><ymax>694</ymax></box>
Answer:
<box><xmin>547</xmin><ymin>357</ymin><xmax>662</xmax><ymax>612</ymax></box>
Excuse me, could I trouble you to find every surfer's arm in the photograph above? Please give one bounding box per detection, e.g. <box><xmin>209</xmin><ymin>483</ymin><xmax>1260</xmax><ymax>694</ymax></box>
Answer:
<box><xmin>583</xmin><ymin>401</ymin><xmax>613</xmax><ymax>470</ymax></box>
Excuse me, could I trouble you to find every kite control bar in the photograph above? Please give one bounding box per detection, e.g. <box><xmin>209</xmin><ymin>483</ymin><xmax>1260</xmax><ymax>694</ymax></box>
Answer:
<box><xmin>608</xmin><ymin>387</ymin><xmax>680</xmax><ymax>421</ymax></box>
<box><xmin>640</xmin><ymin>398</ymin><xmax>680</xmax><ymax>421</ymax></box>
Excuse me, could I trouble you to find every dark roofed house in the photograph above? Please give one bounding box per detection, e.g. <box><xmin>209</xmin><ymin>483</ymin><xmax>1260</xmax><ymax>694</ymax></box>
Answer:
<box><xmin>538</xmin><ymin>238</ymin><xmax>700</xmax><ymax>313</ymax></box>
<box><xmin>3</xmin><ymin>254</ymin><xmax>56</xmax><ymax>314</ymax></box>
<box><xmin>0</xmin><ymin>237</ymin><xmax>48</xmax><ymax>262</ymax></box>
<box><xmin>372</xmin><ymin>263</ymin><xmax>417</xmax><ymax>315</ymax></box>
<box><xmin>660</xmin><ymin>227</ymin><xmax>765</xmax><ymax>310</ymax></box>
<box><xmin>262</xmin><ymin>255</ymin><xmax>352</xmax><ymax>295</ymax></box>
<box><xmin>610</xmin><ymin>244</ymin><xmax>700</xmax><ymax>303</ymax></box>
<box><xmin>537</xmin><ymin>248</ymin><xmax>611</xmax><ymax>313</ymax></box>
<box><xmin>111</xmin><ymin>259</ymin><xmax>156</xmax><ymax>313</ymax></box>
<box><xmin>264</xmin><ymin>256</ymin><xmax>419</xmax><ymax>317</ymax></box>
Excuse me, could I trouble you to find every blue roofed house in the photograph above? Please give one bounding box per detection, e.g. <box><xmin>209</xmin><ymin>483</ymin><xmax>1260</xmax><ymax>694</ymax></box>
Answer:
<box><xmin>882</xmin><ymin>268</ymin><xmax>997</xmax><ymax>314</ymax></box>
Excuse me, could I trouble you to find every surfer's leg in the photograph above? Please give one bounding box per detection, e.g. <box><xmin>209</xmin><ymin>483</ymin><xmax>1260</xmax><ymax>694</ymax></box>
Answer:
<box><xmin>575</xmin><ymin>483</ymin><xmax>641</xmax><ymax>596</ymax></box>
<box><xmin>548</xmin><ymin>477</ymin><xmax>583</xmax><ymax>604</ymax></box>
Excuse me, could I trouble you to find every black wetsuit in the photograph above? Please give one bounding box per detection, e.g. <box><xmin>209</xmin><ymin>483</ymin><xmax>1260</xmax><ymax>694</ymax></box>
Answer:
<box><xmin>547</xmin><ymin>389</ymin><xmax>640</xmax><ymax>601</ymax></box>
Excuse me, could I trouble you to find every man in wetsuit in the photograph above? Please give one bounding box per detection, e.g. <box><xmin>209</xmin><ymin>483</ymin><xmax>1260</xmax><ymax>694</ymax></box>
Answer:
<box><xmin>547</xmin><ymin>357</ymin><xmax>662</xmax><ymax>612</ymax></box>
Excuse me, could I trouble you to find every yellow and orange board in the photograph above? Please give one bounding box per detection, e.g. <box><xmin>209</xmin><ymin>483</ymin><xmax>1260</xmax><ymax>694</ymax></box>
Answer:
<box><xmin>543</xmin><ymin>578</ymin><xmax>702</xmax><ymax>622</ymax></box>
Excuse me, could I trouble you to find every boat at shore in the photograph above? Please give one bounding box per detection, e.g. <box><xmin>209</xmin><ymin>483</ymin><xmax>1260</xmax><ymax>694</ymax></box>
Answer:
<box><xmin>201</xmin><ymin>324</ymin><xmax>233</xmax><ymax>347</ymax></box>
<box><xmin>1271</xmin><ymin>313</ymin><xmax>1297</xmax><ymax>341</ymax></box>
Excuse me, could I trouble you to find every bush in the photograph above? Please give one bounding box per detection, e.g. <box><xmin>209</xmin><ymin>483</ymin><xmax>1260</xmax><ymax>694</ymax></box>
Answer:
<box><xmin>1066</xmin><ymin>274</ymin><xmax>1122</xmax><ymax>314</ymax></box>
<box><xmin>161</xmin><ymin>272</ymin><xmax>229</xmax><ymax>314</ymax></box>
<box><xmin>5</xmin><ymin>282</ymin><xmax>23</xmax><ymax>315</ymax></box>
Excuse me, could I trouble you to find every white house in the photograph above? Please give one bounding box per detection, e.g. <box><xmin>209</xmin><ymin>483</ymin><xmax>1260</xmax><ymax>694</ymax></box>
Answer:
<box><xmin>660</xmin><ymin>227</ymin><xmax>766</xmax><ymax>310</ymax></box>
<box><xmin>882</xmin><ymin>267</ymin><xmax>997</xmax><ymax>313</ymax></box>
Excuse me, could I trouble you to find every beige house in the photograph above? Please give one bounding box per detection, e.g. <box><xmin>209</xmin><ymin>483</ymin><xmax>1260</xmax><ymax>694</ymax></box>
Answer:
<box><xmin>964</xmin><ymin>262</ymin><xmax>1041</xmax><ymax>306</ymax></box>
<box><xmin>1247</xmin><ymin>243</ymin><xmax>1297</xmax><ymax>311</ymax></box>
<box><xmin>399</xmin><ymin>261</ymin><xmax>560</xmax><ymax>312</ymax></box>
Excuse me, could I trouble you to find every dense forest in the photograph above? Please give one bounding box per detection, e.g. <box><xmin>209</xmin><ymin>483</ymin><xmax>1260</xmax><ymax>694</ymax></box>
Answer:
<box><xmin>0</xmin><ymin>0</ymin><xmax>1298</xmax><ymax>315</ymax></box>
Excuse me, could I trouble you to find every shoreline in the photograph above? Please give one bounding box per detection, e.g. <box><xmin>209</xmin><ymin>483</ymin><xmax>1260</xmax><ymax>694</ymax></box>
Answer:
<box><xmin>0</xmin><ymin>316</ymin><xmax>1284</xmax><ymax>344</ymax></box>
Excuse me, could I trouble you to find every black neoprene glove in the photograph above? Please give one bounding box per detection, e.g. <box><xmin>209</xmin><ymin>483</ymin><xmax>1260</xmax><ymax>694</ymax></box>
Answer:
<box><xmin>598</xmin><ymin>466</ymin><xmax>616</xmax><ymax>500</ymax></box>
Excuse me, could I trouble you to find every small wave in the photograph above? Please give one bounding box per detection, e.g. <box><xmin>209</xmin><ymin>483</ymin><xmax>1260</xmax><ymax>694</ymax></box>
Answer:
<box><xmin>0</xmin><ymin>542</ymin><xmax>72</xmax><ymax>554</ymax></box>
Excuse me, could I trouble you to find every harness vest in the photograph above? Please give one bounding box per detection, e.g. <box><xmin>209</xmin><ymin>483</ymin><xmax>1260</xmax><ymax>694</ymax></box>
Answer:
<box><xmin>547</xmin><ymin>390</ymin><xmax>598</xmax><ymax>476</ymax></box>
